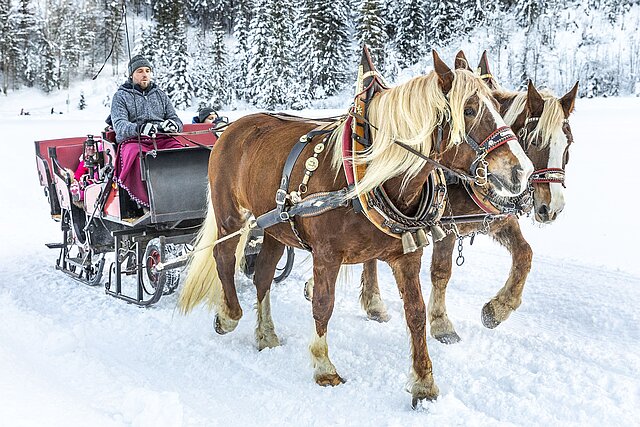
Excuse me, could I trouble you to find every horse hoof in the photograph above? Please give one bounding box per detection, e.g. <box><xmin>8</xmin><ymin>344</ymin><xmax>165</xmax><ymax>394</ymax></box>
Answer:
<box><xmin>214</xmin><ymin>315</ymin><xmax>229</xmax><ymax>335</ymax></box>
<box><xmin>434</xmin><ymin>331</ymin><xmax>461</xmax><ymax>344</ymax></box>
<box><xmin>367</xmin><ymin>311</ymin><xmax>391</xmax><ymax>323</ymax></box>
<box><xmin>411</xmin><ymin>394</ymin><xmax>437</xmax><ymax>410</ymax></box>
<box><xmin>257</xmin><ymin>335</ymin><xmax>280</xmax><ymax>351</ymax></box>
<box><xmin>315</xmin><ymin>373</ymin><xmax>345</xmax><ymax>387</ymax></box>
<box><xmin>481</xmin><ymin>303</ymin><xmax>501</xmax><ymax>329</ymax></box>
<box><xmin>410</xmin><ymin>388</ymin><xmax>439</xmax><ymax>409</ymax></box>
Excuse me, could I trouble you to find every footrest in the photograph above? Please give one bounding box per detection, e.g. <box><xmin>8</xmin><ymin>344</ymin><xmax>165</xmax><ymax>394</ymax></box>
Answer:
<box><xmin>46</xmin><ymin>243</ymin><xmax>65</xmax><ymax>249</ymax></box>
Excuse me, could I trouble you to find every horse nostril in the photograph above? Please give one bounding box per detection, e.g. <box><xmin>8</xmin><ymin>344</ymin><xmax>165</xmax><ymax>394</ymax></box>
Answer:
<box><xmin>538</xmin><ymin>204</ymin><xmax>549</xmax><ymax>217</ymax></box>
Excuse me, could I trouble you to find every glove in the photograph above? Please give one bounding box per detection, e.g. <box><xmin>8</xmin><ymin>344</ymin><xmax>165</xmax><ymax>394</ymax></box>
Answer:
<box><xmin>159</xmin><ymin>119</ymin><xmax>179</xmax><ymax>133</ymax></box>
<box><xmin>139</xmin><ymin>122</ymin><xmax>158</xmax><ymax>137</ymax></box>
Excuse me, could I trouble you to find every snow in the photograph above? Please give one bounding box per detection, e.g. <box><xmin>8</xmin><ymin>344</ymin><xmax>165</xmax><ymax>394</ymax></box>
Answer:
<box><xmin>0</xmin><ymin>88</ymin><xmax>639</xmax><ymax>426</ymax></box>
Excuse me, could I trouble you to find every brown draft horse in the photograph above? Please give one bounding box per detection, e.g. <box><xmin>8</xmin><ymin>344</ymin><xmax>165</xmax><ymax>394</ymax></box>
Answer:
<box><xmin>355</xmin><ymin>52</ymin><xmax>579</xmax><ymax>344</ymax></box>
<box><xmin>177</xmin><ymin>50</ymin><xmax>533</xmax><ymax>407</ymax></box>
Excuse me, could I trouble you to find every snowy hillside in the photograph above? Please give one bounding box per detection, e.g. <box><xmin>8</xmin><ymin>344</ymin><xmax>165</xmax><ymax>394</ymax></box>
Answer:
<box><xmin>0</xmin><ymin>92</ymin><xmax>639</xmax><ymax>426</ymax></box>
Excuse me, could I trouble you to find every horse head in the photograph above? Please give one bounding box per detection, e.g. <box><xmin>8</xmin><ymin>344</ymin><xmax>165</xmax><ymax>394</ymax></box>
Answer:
<box><xmin>507</xmin><ymin>80</ymin><xmax>578</xmax><ymax>223</ymax></box>
<box><xmin>430</xmin><ymin>50</ymin><xmax>533</xmax><ymax>198</ymax></box>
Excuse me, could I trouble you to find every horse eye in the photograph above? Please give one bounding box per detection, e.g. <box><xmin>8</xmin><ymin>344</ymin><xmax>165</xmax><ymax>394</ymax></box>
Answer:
<box><xmin>464</xmin><ymin>108</ymin><xmax>476</xmax><ymax>116</ymax></box>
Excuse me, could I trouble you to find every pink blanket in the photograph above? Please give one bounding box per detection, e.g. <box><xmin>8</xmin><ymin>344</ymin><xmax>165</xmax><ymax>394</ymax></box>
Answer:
<box><xmin>114</xmin><ymin>135</ymin><xmax>183</xmax><ymax>207</ymax></box>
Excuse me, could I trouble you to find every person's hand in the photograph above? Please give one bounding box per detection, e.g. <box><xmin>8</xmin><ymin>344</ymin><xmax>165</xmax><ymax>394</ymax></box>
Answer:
<box><xmin>159</xmin><ymin>119</ymin><xmax>179</xmax><ymax>133</ymax></box>
<box><xmin>139</xmin><ymin>122</ymin><xmax>158</xmax><ymax>137</ymax></box>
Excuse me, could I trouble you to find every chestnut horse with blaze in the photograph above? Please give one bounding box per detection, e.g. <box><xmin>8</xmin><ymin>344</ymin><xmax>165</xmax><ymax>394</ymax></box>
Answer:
<box><xmin>178</xmin><ymin>51</ymin><xmax>533</xmax><ymax>407</ymax></box>
<box><xmin>356</xmin><ymin>53</ymin><xmax>578</xmax><ymax>345</ymax></box>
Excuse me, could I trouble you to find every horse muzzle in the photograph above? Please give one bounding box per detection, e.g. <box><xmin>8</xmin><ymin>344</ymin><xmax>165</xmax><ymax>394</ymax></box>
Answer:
<box><xmin>486</xmin><ymin>164</ymin><xmax>532</xmax><ymax>197</ymax></box>
<box><xmin>534</xmin><ymin>199</ymin><xmax>564</xmax><ymax>224</ymax></box>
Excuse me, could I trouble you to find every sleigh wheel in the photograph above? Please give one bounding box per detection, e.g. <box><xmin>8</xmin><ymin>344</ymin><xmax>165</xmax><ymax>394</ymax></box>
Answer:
<box><xmin>143</xmin><ymin>238</ymin><xmax>181</xmax><ymax>295</ymax></box>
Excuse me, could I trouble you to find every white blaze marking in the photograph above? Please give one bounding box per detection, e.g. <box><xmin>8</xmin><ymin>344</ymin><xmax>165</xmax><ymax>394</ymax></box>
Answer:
<box><xmin>547</xmin><ymin>130</ymin><xmax>567</xmax><ymax>213</ymax></box>
<box><xmin>481</xmin><ymin>96</ymin><xmax>534</xmax><ymax>191</ymax></box>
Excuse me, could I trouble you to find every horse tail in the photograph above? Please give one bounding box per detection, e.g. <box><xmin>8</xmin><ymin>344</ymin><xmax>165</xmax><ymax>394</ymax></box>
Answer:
<box><xmin>178</xmin><ymin>186</ymin><xmax>251</xmax><ymax>316</ymax></box>
<box><xmin>178</xmin><ymin>190</ymin><xmax>220</xmax><ymax>314</ymax></box>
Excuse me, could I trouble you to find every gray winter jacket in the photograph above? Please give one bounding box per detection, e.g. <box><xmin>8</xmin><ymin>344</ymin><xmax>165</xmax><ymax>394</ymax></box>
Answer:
<box><xmin>110</xmin><ymin>81</ymin><xmax>183</xmax><ymax>143</ymax></box>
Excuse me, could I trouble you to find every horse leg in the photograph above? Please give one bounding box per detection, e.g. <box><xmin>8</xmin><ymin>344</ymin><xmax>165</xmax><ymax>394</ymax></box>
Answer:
<box><xmin>481</xmin><ymin>217</ymin><xmax>533</xmax><ymax>328</ymax></box>
<box><xmin>254</xmin><ymin>234</ymin><xmax>285</xmax><ymax>350</ymax></box>
<box><xmin>211</xmin><ymin>240</ymin><xmax>243</xmax><ymax>334</ymax></box>
<box><xmin>309</xmin><ymin>255</ymin><xmax>344</xmax><ymax>386</ymax></box>
<box><xmin>210</xmin><ymin>202</ymin><xmax>251</xmax><ymax>335</ymax></box>
<box><xmin>359</xmin><ymin>260</ymin><xmax>390</xmax><ymax>322</ymax></box>
<box><xmin>428</xmin><ymin>234</ymin><xmax>461</xmax><ymax>344</ymax></box>
<box><xmin>388</xmin><ymin>254</ymin><xmax>439</xmax><ymax>407</ymax></box>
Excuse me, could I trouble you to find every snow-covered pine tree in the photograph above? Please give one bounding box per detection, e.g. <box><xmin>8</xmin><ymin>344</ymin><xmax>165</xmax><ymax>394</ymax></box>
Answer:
<box><xmin>39</xmin><ymin>38</ymin><xmax>58</xmax><ymax>92</ymax></box>
<box><xmin>395</xmin><ymin>0</ymin><xmax>428</xmax><ymax>67</ymax></box>
<box><xmin>514</xmin><ymin>0</ymin><xmax>549</xmax><ymax>88</ymax></box>
<box><xmin>192</xmin><ymin>22</ymin><xmax>230</xmax><ymax>109</ymax></box>
<box><xmin>0</xmin><ymin>0</ymin><xmax>16</xmax><ymax>93</ymax></box>
<box><xmin>231</xmin><ymin>0</ymin><xmax>252</xmax><ymax>102</ymax></box>
<box><xmin>206</xmin><ymin>23</ymin><xmax>230</xmax><ymax>109</ymax></box>
<box><xmin>102</xmin><ymin>1</ymin><xmax>124</xmax><ymax>77</ymax></box>
<box><xmin>382</xmin><ymin>0</ymin><xmax>402</xmax><ymax>41</ymax></box>
<box><xmin>132</xmin><ymin>24</ymin><xmax>156</xmax><ymax>65</ymax></box>
<box><xmin>356</xmin><ymin>0</ymin><xmax>388</xmax><ymax>73</ymax></box>
<box><xmin>153</xmin><ymin>0</ymin><xmax>194</xmax><ymax>108</ymax></box>
<box><xmin>247</xmin><ymin>0</ymin><xmax>303</xmax><ymax>109</ymax></box>
<box><xmin>12</xmin><ymin>0</ymin><xmax>41</xmax><ymax>87</ymax></box>
<box><xmin>297</xmin><ymin>0</ymin><xmax>351</xmax><ymax>98</ymax></box>
<box><xmin>187</xmin><ymin>0</ymin><xmax>234</xmax><ymax>34</ymax></box>
<box><xmin>46</xmin><ymin>1</ymin><xmax>86</xmax><ymax>89</ymax></box>
<box><xmin>426</xmin><ymin>0</ymin><xmax>464</xmax><ymax>48</ymax></box>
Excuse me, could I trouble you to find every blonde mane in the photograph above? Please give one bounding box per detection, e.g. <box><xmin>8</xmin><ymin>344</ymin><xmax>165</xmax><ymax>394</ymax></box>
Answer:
<box><xmin>501</xmin><ymin>89</ymin><xmax>567</xmax><ymax>149</ymax></box>
<box><xmin>331</xmin><ymin>69</ymin><xmax>492</xmax><ymax>197</ymax></box>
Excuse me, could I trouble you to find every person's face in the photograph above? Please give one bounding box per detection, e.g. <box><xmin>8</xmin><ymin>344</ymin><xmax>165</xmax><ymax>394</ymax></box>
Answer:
<box><xmin>204</xmin><ymin>114</ymin><xmax>216</xmax><ymax>123</ymax></box>
<box><xmin>132</xmin><ymin>67</ymin><xmax>152</xmax><ymax>89</ymax></box>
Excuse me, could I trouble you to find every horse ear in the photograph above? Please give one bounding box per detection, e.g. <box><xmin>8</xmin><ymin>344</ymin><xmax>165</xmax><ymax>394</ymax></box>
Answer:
<box><xmin>454</xmin><ymin>50</ymin><xmax>471</xmax><ymax>71</ymax></box>
<box><xmin>560</xmin><ymin>81</ymin><xmax>579</xmax><ymax>116</ymax></box>
<box><xmin>526</xmin><ymin>80</ymin><xmax>544</xmax><ymax>116</ymax></box>
<box><xmin>433</xmin><ymin>50</ymin><xmax>453</xmax><ymax>94</ymax></box>
<box><xmin>477</xmin><ymin>50</ymin><xmax>498</xmax><ymax>90</ymax></box>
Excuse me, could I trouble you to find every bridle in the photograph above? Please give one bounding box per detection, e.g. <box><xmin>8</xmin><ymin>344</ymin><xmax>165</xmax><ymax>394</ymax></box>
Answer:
<box><xmin>463</xmin><ymin>125</ymin><xmax>518</xmax><ymax>187</ymax></box>
<box><xmin>392</xmin><ymin>112</ymin><xmax>518</xmax><ymax>189</ymax></box>
<box><xmin>518</xmin><ymin>116</ymin><xmax>572</xmax><ymax>188</ymax></box>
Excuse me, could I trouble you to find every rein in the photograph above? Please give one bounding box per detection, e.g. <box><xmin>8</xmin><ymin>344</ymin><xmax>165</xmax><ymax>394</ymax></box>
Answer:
<box><xmin>166</xmin><ymin>126</ymin><xmax>231</xmax><ymax>151</ymax></box>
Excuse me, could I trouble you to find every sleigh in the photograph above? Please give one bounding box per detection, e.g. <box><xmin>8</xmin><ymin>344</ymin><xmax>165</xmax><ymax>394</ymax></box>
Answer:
<box><xmin>35</xmin><ymin>123</ymin><xmax>294</xmax><ymax>306</ymax></box>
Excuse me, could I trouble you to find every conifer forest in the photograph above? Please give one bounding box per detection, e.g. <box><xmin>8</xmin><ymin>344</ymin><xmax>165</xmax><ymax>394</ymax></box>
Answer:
<box><xmin>1</xmin><ymin>0</ymin><xmax>639</xmax><ymax>109</ymax></box>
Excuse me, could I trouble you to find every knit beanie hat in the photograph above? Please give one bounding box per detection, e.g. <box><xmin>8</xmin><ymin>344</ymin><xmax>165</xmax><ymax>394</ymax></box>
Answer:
<box><xmin>128</xmin><ymin>55</ymin><xmax>152</xmax><ymax>76</ymax></box>
<box><xmin>198</xmin><ymin>107</ymin><xmax>216</xmax><ymax>123</ymax></box>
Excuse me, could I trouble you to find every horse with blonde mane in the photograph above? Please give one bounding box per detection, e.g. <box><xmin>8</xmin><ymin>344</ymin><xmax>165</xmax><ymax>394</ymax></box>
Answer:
<box><xmin>354</xmin><ymin>52</ymin><xmax>578</xmax><ymax>344</ymax></box>
<box><xmin>177</xmin><ymin>49</ymin><xmax>533</xmax><ymax>407</ymax></box>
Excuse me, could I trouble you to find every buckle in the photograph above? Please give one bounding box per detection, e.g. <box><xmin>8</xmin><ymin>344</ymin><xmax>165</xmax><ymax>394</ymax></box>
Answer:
<box><xmin>275</xmin><ymin>189</ymin><xmax>287</xmax><ymax>205</ymax></box>
<box><xmin>279</xmin><ymin>211</ymin><xmax>290</xmax><ymax>221</ymax></box>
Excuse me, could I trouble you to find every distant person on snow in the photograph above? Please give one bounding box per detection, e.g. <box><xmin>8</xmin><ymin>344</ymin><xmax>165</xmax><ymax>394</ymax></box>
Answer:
<box><xmin>111</xmin><ymin>54</ymin><xmax>184</xmax><ymax>209</ymax></box>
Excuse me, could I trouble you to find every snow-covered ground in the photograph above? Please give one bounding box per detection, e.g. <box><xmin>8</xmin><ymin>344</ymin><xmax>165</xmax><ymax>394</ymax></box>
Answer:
<box><xmin>0</xmin><ymin>89</ymin><xmax>639</xmax><ymax>426</ymax></box>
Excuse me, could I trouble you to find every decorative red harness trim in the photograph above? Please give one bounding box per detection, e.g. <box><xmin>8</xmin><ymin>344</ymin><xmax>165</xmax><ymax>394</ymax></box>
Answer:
<box><xmin>342</xmin><ymin>115</ymin><xmax>355</xmax><ymax>186</ymax></box>
<box><xmin>481</xmin><ymin>126</ymin><xmax>517</xmax><ymax>154</ymax></box>
<box><xmin>530</xmin><ymin>167</ymin><xmax>565</xmax><ymax>184</ymax></box>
